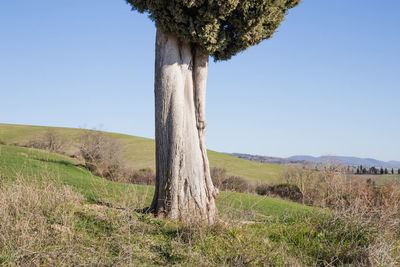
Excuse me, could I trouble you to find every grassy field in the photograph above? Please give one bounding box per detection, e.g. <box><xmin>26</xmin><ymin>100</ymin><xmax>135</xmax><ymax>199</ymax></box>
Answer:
<box><xmin>0</xmin><ymin>123</ymin><xmax>284</xmax><ymax>183</ymax></box>
<box><xmin>0</xmin><ymin>145</ymin><xmax>311</xmax><ymax>218</ymax></box>
<box><xmin>352</xmin><ymin>173</ymin><xmax>400</xmax><ymax>185</ymax></box>
<box><xmin>373</xmin><ymin>174</ymin><xmax>400</xmax><ymax>185</ymax></box>
<box><xmin>1</xmin><ymin>144</ymin><xmax>379</xmax><ymax>266</ymax></box>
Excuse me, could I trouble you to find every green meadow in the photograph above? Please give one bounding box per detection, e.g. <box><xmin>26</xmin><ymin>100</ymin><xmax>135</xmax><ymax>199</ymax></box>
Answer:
<box><xmin>0</xmin><ymin>123</ymin><xmax>284</xmax><ymax>183</ymax></box>
<box><xmin>0</xmin><ymin>145</ymin><xmax>311</xmax><ymax>218</ymax></box>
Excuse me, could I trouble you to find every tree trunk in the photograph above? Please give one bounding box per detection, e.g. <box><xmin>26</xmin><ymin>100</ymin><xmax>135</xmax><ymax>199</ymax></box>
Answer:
<box><xmin>150</xmin><ymin>28</ymin><xmax>218</xmax><ymax>224</ymax></box>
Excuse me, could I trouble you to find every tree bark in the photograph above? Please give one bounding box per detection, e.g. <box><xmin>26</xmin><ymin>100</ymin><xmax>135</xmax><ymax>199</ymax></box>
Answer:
<box><xmin>150</xmin><ymin>28</ymin><xmax>218</xmax><ymax>224</ymax></box>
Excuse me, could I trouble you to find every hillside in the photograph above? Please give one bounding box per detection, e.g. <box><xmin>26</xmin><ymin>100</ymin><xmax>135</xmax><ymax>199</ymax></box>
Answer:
<box><xmin>230</xmin><ymin>153</ymin><xmax>309</xmax><ymax>165</ymax></box>
<box><xmin>0</xmin><ymin>123</ymin><xmax>284</xmax><ymax>183</ymax></box>
<box><xmin>0</xmin><ymin>145</ymin><xmax>311</xmax><ymax>218</ymax></box>
<box><xmin>1</xmin><ymin>144</ymin><xmax>380</xmax><ymax>266</ymax></box>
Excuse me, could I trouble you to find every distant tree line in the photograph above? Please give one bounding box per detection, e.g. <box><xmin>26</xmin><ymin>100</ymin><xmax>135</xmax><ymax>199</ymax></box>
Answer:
<box><xmin>355</xmin><ymin>165</ymin><xmax>400</xmax><ymax>175</ymax></box>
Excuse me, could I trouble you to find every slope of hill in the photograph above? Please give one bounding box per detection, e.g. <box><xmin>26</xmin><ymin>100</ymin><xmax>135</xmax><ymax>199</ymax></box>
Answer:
<box><xmin>1</xmin><ymin>144</ymin><xmax>378</xmax><ymax>266</ymax></box>
<box><xmin>0</xmin><ymin>145</ymin><xmax>310</xmax><ymax>217</ymax></box>
<box><xmin>0</xmin><ymin>123</ymin><xmax>284</xmax><ymax>183</ymax></box>
<box><xmin>230</xmin><ymin>153</ymin><xmax>309</xmax><ymax>165</ymax></box>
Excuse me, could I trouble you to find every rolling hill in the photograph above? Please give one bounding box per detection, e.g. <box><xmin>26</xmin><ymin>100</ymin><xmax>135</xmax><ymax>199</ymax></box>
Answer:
<box><xmin>0</xmin><ymin>140</ymin><xmax>380</xmax><ymax>266</ymax></box>
<box><xmin>0</xmin><ymin>144</ymin><xmax>311</xmax><ymax>218</ymax></box>
<box><xmin>0</xmin><ymin>123</ymin><xmax>285</xmax><ymax>183</ymax></box>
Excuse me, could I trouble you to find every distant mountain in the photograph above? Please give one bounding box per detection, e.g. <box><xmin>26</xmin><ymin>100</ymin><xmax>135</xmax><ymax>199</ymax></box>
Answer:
<box><xmin>230</xmin><ymin>153</ymin><xmax>309</xmax><ymax>165</ymax></box>
<box><xmin>230</xmin><ymin>153</ymin><xmax>400</xmax><ymax>169</ymax></box>
<box><xmin>388</xmin><ymin>161</ymin><xmax>400</xmax><ymax>167</ymax></box>
<box><xmin>289</xmin><ymin>155</ymin><xmax>400</xmax><ymax>169</ymax></box>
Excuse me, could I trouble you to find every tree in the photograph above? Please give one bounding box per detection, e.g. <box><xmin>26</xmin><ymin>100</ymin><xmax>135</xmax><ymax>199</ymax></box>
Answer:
<box><xmin>126</xmin><ymin>0</ymin><xmax>300</xmax><ymax>223</ymax></box>
<box><xmin>392</xmin><ymin>168</ymin><xmax>394</xmax><ymax>174</ymax></box>
<box><xmin>369</xmin><ymin>166</ymin><xmax>377</xmax><ymax>175</ymax></box>
<box><xmin>385</xmin><ymin>168</ymin><xmax>388</xmax><ymax>175</ymax></box>
<box><xmin>398</xmin><ymin>169</ymin><xmax>400</xmax><ymax>175</ymax></box>
<box><xmin>380</xmin><ymin>167</ymin><xmax>384</xmax><ymax>175</ymax></box>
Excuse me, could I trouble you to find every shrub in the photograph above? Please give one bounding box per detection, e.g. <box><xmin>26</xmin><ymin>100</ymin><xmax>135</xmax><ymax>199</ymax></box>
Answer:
<box><xmin>79</xmin><ymin>131</ymin><xmax>124</xmax><ymax>180</ymax></box>
<box><xmin>79</xmin><ymin>131</ymin><xmax>154</xmax><ymax>185</ymax></box>
<box><xmin>219</xmin><ymin>175</ymin><xmax>254</xmax><ymax>193</ymax></box>
<box><xmin>211</xmin><ymin>167</ymin><xmax>227</xmax><ymax>188</ymax></box>
<box><xmin>0</xmin><ymin>139</ymin><xmax>6</xmax><ymax>145</ymax></box>
<box><xmin>255</xmin><ymin>183</ymin><xmax>269</xmax><ymax>196</ymax></box>
<box><xmin>268</xmin><ymin>184</ymin><xmax>303</xmax><ymax>202</ymax></box>
<box><xmin>125</xmin><ymin>168</ymin><xmax>155</xmax><ymax>185</ymax></box>
<box><xmin>211</xmin><ymin>167</ymin><xmax>253</xmax><ymax>193</ymax></box>
<box><xmin>26</xmin><ymin>129</ymin><xmax>67</xmax><ymax>153</ymax></box>
<box><xmin>255</xmin><ymin>183</ymin><xmax>302</xmax><ymax>202</ymax></box>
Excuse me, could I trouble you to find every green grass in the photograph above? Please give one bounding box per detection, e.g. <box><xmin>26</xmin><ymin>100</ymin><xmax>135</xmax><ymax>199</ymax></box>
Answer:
<box><xmin>0</xmin><ymin>144</ymin><xmax>382</xmax><ymax>266</ymax></box>
<box><xmin>374</xmin><ymin>174</ymin><xmax>400</xmax><ymax>185</ymax></box>
<box><xmin>0</xmin><ymin>123</ymin><xmax>284</xmax><ymax>183</ymax></box>
<box><xmin>355</xmin><ymin>173</ymin><xmax>400</xmax><ymax>185</ymax></box>
<box><xmin>0</xmin><ymin>145</ymin><xmax>310</xmax><ymax>219</ymax></box>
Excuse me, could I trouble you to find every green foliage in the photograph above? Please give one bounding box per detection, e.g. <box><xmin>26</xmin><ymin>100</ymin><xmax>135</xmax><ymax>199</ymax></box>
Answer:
<box><xmin>126</xmin><ymin>0</ymin><xmax>300</xmax><ymax>60</ymax></box>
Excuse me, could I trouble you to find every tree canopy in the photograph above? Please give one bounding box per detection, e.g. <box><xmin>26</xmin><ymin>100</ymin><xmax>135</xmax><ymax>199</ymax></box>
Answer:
<box><xmin>126</xmin><ymin>0</ymin><xmax>300</xmax><ymax>60</ymax></box>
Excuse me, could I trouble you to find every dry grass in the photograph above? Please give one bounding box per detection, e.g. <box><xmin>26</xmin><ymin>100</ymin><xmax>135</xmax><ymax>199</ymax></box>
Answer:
<box><xmin>0</xmin><ymin>168</ymin><xmax>158</xmax><ymax>266</ymax></box>
<box><xmin>0</xmin><ymin>172</ymin><xmax>83</xmax><ymax>265</ymax></box>
<box><xmin>281</xmin><ymin>165</ymin><xmax>400</xmax><ymax>265</ymax></box>
<box><xmin>285</xmin><ymin>166</ymin><xmax>400</xmax><ymax>228</ymax></box>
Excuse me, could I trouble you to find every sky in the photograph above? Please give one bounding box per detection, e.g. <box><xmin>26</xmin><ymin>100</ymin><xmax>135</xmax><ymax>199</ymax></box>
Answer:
<box><xmin>0</xmin><ymin>0</ymin><xmax>399</xmax><ymax>161</ymax></box>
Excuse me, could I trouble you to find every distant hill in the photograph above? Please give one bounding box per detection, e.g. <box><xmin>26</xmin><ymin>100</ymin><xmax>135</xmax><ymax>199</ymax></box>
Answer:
<box><xmin>230</xmin><ymin>153</ymin><xmax>309</xmax><ymax>165</ymax></box>
<box><xmin>289</xmin><ymin>155</ymin><xmax>400</xmax><ymax>169</ymax></box>
<box><xmin>231</xmin><ymin>153</ymin><xmax>400</xmax><ymax>169</ymax></box>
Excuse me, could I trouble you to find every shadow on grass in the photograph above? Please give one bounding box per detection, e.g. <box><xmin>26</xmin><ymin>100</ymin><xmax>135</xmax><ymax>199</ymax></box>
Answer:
<box><xmin>33</xmin><ymin>157</ymin><xmax>86</xmax><ymax>169</ymax></box>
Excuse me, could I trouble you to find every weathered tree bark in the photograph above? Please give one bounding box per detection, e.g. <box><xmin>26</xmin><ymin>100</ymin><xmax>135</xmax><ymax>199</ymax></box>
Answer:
<box><xmin>150</xmin><ymin>28</ymin><xmax>218</xmax><ymax>224</ymax></box>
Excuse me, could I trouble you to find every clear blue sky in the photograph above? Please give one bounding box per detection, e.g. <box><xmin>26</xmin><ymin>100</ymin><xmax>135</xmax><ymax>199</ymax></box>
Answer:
<box><xmin>1</xmin><ymin>0</ymin><xmax>399</xmax><ymax>161</ymax></box>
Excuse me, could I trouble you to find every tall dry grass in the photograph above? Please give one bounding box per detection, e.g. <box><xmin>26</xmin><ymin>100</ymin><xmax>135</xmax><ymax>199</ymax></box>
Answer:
<box><xmin>282</xmin><ymin>165</ymin><xmax>400</xmax><ymax>265</ymax></box>
<box><xmin>283</xmin><ymin>166</ymin><xmax>400</xmax><ymax>228</ymax></box>
<box><xmin>0</xmin><ymin>169</ymin><xmax>151</xmax><ymax>266</ymax></box>
<box><xmin>0</xmin><ymin>172</ymin><xmax>83</xmax><ymax>265</ymax></box>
